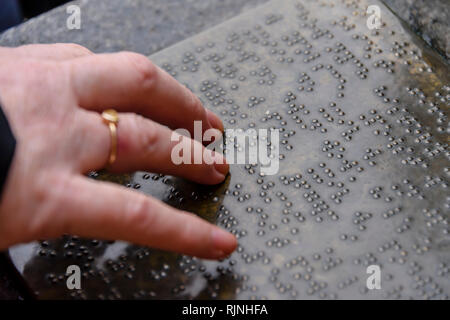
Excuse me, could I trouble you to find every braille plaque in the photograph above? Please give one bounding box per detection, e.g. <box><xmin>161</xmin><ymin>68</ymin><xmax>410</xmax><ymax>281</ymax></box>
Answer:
<box><xmin>8</xmin><ymin>0</ymin><xmax>450</xmax><ymax>299</ymax></box>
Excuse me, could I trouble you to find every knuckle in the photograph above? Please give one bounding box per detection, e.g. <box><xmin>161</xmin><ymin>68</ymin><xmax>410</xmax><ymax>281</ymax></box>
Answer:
<box><xmin>129</xmin><ymin>114</ymin><xmax>159</xmax><ymax>153</ymax></box>
<box><xmin>187</xmin><ymin>93</ymin><xmax>206</xmax><ymax>120</ymax></box>
<box><xmin>122</xmin><ymin>52</ymin><xmax>158</xmax><ymax>89</ymax></box>
<box><xmin>61</xmin><ymin>43</ymin><xmax>93</xmax><ymax>56</ymax></box>
<box><xmin>126</xmin><ymin>196</ymin><xmax>157</xmax><ymax>229</ymax></box>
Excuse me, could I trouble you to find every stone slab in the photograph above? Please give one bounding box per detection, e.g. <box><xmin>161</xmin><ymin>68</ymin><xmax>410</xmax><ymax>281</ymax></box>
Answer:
<box><xmin>7</xmin><ymin>0</ymin><xmax>450</xmax><ymax>299</ymax></box>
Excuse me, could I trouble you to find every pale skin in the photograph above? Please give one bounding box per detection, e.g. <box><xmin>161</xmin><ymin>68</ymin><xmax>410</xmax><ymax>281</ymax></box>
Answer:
<box><xmin>0</xmin><ymin>43</ymin><xmax>237</xmax><ymax>259</ymax></box>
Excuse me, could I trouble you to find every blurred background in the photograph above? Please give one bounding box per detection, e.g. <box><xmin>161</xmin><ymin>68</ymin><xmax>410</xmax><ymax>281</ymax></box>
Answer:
<box><xmin>0</xmin><ymin>0</ymin><xmax>71</xmax><ymax>32</ymax></box>
<box><xmin>0</xmin><ymin>0</ymin><xmax>448</xmax><ymax>60</ymax></box>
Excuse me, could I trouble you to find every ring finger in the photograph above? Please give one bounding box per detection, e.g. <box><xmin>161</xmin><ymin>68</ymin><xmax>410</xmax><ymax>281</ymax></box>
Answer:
<box><xmin>77</xmin><ymin>110</ymin><xmax>229</xmax><ymax>185</ymax></box>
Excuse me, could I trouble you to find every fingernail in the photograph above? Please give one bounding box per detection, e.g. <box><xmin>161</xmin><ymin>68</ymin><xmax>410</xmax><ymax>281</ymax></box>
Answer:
<box><xmin>211</xmin><ymin>228</ymin><xmax>237</xmax><ymax>255</ymax></box>
<box><xmin>206</xmin><ymin>110</ymin><xmax>224</xmax><ymax>132</ymax></box>
<box><xmin>207</xmin><ymin>150</ymin><xmax>229</xmax><ymax>177</ymax></box>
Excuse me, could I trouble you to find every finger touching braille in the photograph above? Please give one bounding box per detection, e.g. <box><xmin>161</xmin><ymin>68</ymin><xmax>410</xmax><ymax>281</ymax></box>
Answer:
<box><xmin>78</xmin><ymin>110</ymin><xmax>229</xmax><ymax>185</ymax></box>
<box><xmin>57</xmin><ymin>175</ymin><xmax>237</xmax><ymax>260</ymax></box>
<box><xmin>67</xmin><ymin>51</ymin><xmax>224</xmax><ymax>136</ymax></box>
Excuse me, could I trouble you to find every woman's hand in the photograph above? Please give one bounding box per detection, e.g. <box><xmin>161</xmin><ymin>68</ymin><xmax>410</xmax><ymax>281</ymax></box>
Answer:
<box><xmin>0</xmin><ymin>43</ymin><xmax>236</xmax><ymax>259</ymax></box>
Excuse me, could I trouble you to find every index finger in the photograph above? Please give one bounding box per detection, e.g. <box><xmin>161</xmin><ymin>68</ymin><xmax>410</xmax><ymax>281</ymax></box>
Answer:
<box><xmin>43</xmin><ymin>175</ymin><xmax>237</xmax><ymax>260</ymax></box>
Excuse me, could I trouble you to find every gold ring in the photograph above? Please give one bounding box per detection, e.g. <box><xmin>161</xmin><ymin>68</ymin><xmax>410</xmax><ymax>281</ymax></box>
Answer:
<box><xmin>101</xmin><ymin>109</ymin><xmax>119</xmax><ymax>165</ymax></box>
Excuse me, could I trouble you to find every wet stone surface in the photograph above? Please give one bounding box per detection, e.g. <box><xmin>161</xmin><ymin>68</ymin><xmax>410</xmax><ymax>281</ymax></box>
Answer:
<box><xmin>8</xmin><ymin>0</ymin><xmax>450</xmax><ymax>299</ymax></box>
